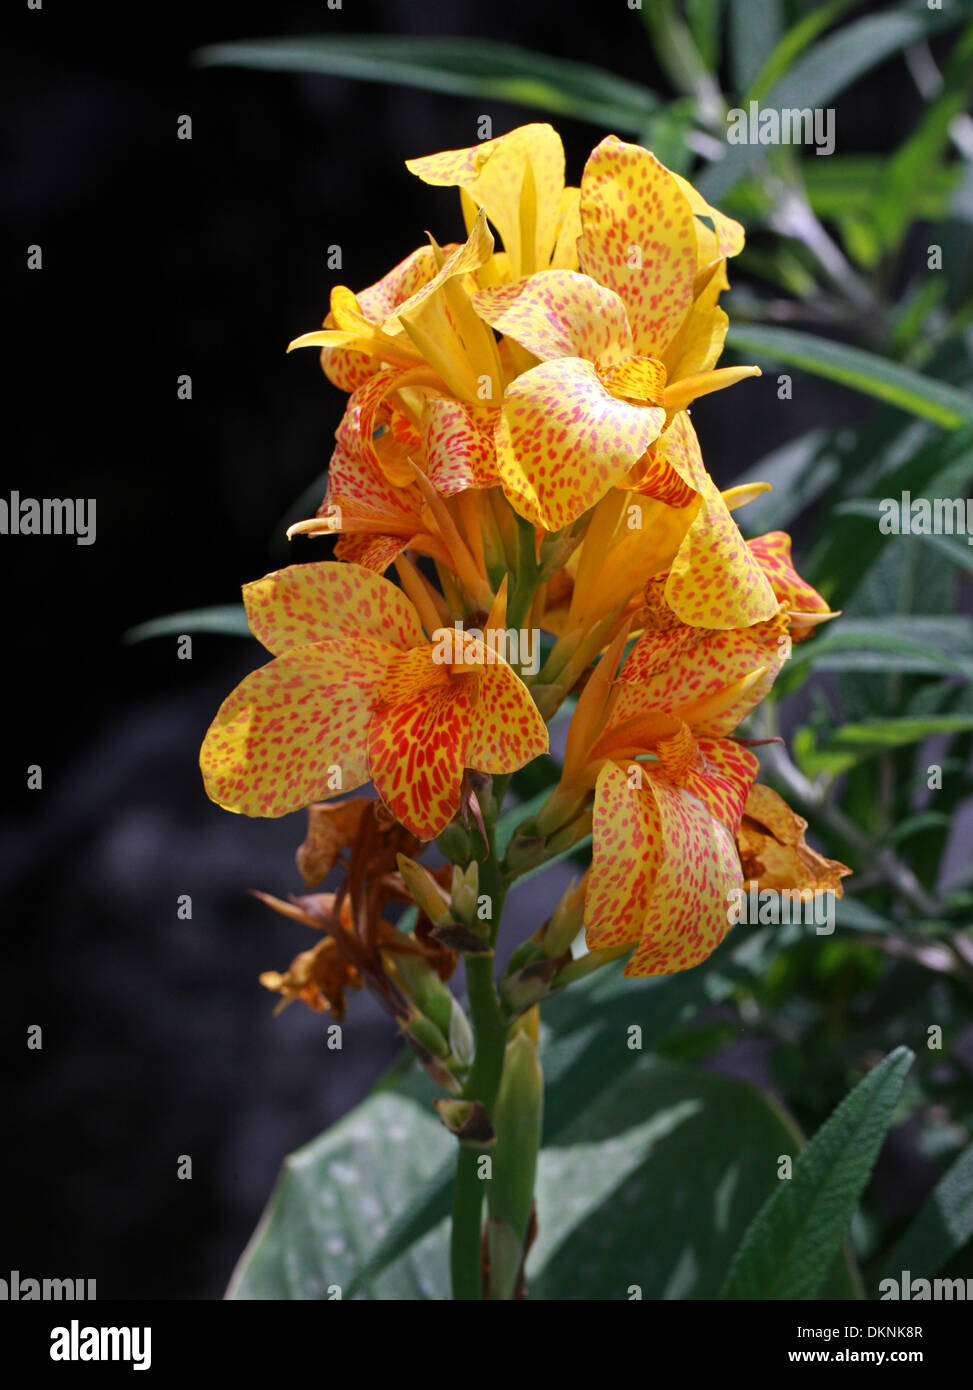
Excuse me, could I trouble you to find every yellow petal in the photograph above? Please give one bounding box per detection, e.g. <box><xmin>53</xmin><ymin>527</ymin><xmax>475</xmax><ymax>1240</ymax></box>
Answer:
<box><xmin>670</xmin><ymin>170</ymin><xmax>746</xmax><ymax>259</ymax></box>
<box><xmin>200</xmin><ymin>639</ymin><xmax>389</xmax><ymax>816</ymax></box>
<box><xmin>243</xmin><ymin>561</ymin><xmax>425</xmax><ymax>657</ymax></box>
<box><xmin>578</xmin><ymin>136</ymin><xmax>697</xmax><ymax>359</ymax></box>
<box><xmin>474</xmin><ymin>269</ymin><xmax>634</xmax><ymax>367</ymax></box>
<box><xmin>407</xmin><ymin>123</ymin><xmax>566</xmax><ymax>276</ymax></box>
<box><xmin>495</xmin><ymin>356</ymin><xmax>666</xmax><ymax>530</ymax></box>
<box><xmin>464</xmin><ymin>656</ymin><xmax>549</xmax><ymax>772</ymax></box>
<box><xmin>422</xmin><ymin>396</ymin><xmax>500</xmax><ymax>495</ymax></box>
<box><xmin>665</xmin><ymin>468</ymin><xmax>779</xmax><ymax>629</ymax></box>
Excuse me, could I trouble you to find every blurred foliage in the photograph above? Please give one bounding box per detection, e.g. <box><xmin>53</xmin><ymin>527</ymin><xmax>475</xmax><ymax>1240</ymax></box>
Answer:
<box><xmin>193</xmin><ymin>1</ymin><xmax>973</xmax><ymax>1298</ymax></box>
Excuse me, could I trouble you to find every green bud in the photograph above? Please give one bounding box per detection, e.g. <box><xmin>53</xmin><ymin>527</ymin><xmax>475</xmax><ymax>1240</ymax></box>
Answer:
<box><xmin>486</xmin><ymin>1024</ymin><xmax>543</xmax><ymax>1300</ymax></box>
<box><xmin>397</xmin><ymin>854</ymin><xmax>450</xmax><ymax>926</ymax></box>
<box><xmin>450</xmin><ymin>861</ymin><xmax>480</xmax><ymax>927</ymax></box>
<box><xmin>436</xmin><ymin>820</ymin><xmax>473</xmax><ymax>863</ymax></box>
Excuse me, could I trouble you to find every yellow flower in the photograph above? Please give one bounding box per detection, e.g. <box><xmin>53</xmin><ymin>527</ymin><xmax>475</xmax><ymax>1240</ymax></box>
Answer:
<box><xmin>468</xmin><ymin>135</ymin><xmax>756</xmax><ymax>529</ymax></box>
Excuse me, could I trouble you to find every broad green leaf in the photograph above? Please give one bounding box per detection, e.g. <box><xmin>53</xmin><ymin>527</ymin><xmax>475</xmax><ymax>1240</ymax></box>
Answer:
<box><xmin>124</xmin><ymin>604</ymin><xmax>252</xmax><ymax>644</ymax></box>
<box><xmin>788</xmin><ymin>616</ymin><xmax>973</xmax><ymax>681</ymax></box>
<box><xmin>527</xmin><ymin>1056</ymin><xmax>858</xmax><ymax>1299</ymax></box>
<box><xmin>725</xmin><ymin>325</ymin><xmax>973</xmax><ymax>428</ymax></box>
<box><xmin>802</xmin><ymin>156</ymin><xmax>958</xmax><ymax>222</ymax></box>
<box><xmin>196</xmin><ymin>36</ymin><xmax>660</xmax><ymax>132</ymax></box>
<box><xmin>796</xmin><ymin>714</ymin><xmax>973</xmax><ymax>777</ymax></box>
<box><xmin>227</xmin><ymin>1092</ymin><xmax>453</xmax><ymax>1299</ymax></box>
<box><xmin>874</xmin><ymin>23</ymin><xmax>973</xmax><ymax>253</ymax></box>
<box><xmin>877</xmin><ymin>1141</ymin><xmax>973</xmax><ymax>1286</ymax></box>
<box><xmin>762</xmin><ymin>5</ymin><xmax>965</xmax><ymax>114</ymax></box>
<box><xmin>686</xmin><ymin>0</ymin><xmax>724</xmax><ymax>69</ymax></box>
<box><xmin>721</xmin><ymin>1047</ymin><xmax>914</xmax><ymax>1299</ymax></box>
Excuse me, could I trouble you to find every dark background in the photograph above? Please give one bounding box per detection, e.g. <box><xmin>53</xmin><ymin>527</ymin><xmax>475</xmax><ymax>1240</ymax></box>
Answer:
<box><xmin>1</xmin><ymin>0</ymin><xmax>925</xmax><ymax>1298</ymax></box>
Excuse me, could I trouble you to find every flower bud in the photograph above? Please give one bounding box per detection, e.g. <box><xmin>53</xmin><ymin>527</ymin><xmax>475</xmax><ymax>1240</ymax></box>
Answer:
<box><xmin>397</xmin><ymin>853</ymin><xmax>451</xmax><ymax>927</ymax></box>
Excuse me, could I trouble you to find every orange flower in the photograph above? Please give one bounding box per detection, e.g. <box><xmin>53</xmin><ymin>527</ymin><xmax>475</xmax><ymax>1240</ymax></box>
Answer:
<box><xmin>200</xmin><ymin>562</ymin><xmax>547</xmax><ymax>840</ymax></box>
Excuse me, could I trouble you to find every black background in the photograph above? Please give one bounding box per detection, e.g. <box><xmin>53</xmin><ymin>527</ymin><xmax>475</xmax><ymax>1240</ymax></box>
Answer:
<box><xmin>1</xmin><ymin>0</ymin><xmax>926</xmax><ymax>1298</ymax></box>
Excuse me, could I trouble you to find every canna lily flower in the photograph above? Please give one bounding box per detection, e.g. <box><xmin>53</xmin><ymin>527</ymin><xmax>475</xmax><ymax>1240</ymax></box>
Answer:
<box><xmin>406</xmin><ymin>123</ymin><xmax>582</xmax><ymax>280</ymax></box>
<box><xmin>200</xmin><ymin>562</ymin><xmax>547</xmax><ymax>840</ymax></box>
<box><xmin>473</xmin><ymin>268</ymin><xmax>757</xmax><ymax>530</ymax></box>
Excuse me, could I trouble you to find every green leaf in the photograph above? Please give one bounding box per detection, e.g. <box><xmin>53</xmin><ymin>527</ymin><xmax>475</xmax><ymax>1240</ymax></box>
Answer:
<box><xmin>744</xmin><ymin>0</ymin><xmax>859</xmax><ymax>104</ymax></box>
<box><xmin>877</xmin><ymin>1141</ymin><xmax>973</xmax><ymax>1286</ymax></box>
<box><xmin>721</xmin><ymin>1047</ymin><xmax>914</xmax><ymax>1300</ymax></box>
<box><xmin>788</xmin><ymin>616</ymin><xmax>973</xmax><ymax>681</ymax></box>
<box><xmin>699</xmin><ymin>2</ymin><xmax>972</xmax><ymax>197</ymax></box>
<box><xmin>196</xmin><ymin>36</ymin><xmax>660</xmax><ymax>132</ymax></box>
<box><xmin>835</xmin><ymin>500</ymin><xmax>973</xmax><ymax>577</ymax></box>
<box><xmin>725</xmin><ymin>324</ymin><xmax>973</xmax><ymax>428</ymax></box>
<box><xmin>227</xmin><ymin>1092</ymin><xmax>453</xmax><ymax>1299</ymax></box>
<box><xmin>728</xmin><ymin>0</ymin><xmax>781</xmax><ymax>94</ymax></box>
<box><xmin>762</xmin><ymin>5</ymin><xmax>965</xmax><ymax>113</ymax></box>
<box><xmin>527</xmin><ymin>1055</ymin><xmax>856</xmax><ymax>1300</ymax></box>
<box><xmin>123</xmin><ymin>604</ymin><xmax>251</xmax><ymax>644</ymax></box>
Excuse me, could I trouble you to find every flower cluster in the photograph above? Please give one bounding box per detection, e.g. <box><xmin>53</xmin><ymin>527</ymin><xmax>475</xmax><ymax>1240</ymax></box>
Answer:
<box><xmin>200</xmin><ymin>124</ymin><xmax>847</xmax><ymax>1029</ymax></box>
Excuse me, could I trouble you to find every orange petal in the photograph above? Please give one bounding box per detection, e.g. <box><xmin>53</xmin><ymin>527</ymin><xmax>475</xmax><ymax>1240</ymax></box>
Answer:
<box><xmin>749</xmin><ymin>532</ymin><xmax>830</xmax><ymax>616</ymax></box>
<box><xmin>243</xmin><ymin>562</ymin><xmax>425</xmax><ymax>657</ymax></box>
<box><xmin>422</xmin><ymin>396</ymin><xmax>500</xmax><ymax>495</ymax></box>
<box><xmin>473</xmin><ymin>269</ymin><xmax>634</xmax><ymax>367</ymax></box>
<box><xmin>617</xmin><ymin>616</ymin><xmax>789</xmax><ymax>734</ymax></box>
<box><xmin>685</xmin><ymin>737</ymin><xmax>759</xmax><ymax>833</ymax></box>
<box><xmin>584</xmin><ymin>761</ymin><xmax>662</xmax><ymax>949</ymax></box>
<box><xmin>464</xmin><ymin>657</ymin><xmax>549</xmax><ymax>772</ymax></box>
<box><xmin>368</xmin><ymin>681</ymin><xmax>472</xmax><ymax>840</ymax></box>
<box><xmin>200</xmin><ymin>639</ymin><xmax>389</xmax><ymax>817</ymax></box>
<box><xmin>622</xmin><ymin>769</ymin><xmax>743</xmax><ymax>975</ymax></box>
<box><xmin>495</xmin><ymin>356</ymin><xmax>666</xmax><ymax>530</ymax></box>
<box><xmin>578</xmin><ymin>136</ymin><xmax>697</xmax><ymax>359</ymax></box>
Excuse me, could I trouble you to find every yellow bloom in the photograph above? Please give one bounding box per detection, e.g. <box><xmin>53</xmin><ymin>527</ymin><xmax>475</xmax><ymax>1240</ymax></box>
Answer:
<box><xmin>199</xmin><ymin>562</ymin><xmax>547</xmax><ymax>840</ymax></box>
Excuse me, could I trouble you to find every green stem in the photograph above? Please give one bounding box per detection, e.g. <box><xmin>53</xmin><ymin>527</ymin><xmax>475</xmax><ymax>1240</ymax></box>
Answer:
<box><xmin>450</xmin><ymin>953</ymin><xmax>509</xmax><ymax>1299</ymax></box>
